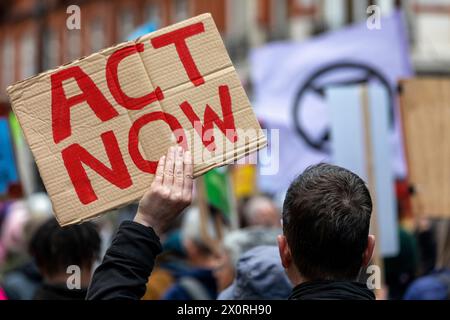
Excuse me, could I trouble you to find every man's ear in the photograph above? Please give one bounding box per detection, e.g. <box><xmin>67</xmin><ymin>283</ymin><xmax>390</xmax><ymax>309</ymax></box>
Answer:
<box><xmin>277</xmin><ymin>235</ymin><xmax>292</xmax><ymax>269</ymax></box>
<box><xmin>362</xmin><ymin>234</ymin><xmax>376</xmax><ymax>267</ymax></box>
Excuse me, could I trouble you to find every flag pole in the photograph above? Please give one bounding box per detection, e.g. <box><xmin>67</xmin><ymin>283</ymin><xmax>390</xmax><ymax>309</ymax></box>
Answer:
<box><xmin>361</xmin><ymin>85</ymin><xmax>386</xmax><ymax>299</ymax></box>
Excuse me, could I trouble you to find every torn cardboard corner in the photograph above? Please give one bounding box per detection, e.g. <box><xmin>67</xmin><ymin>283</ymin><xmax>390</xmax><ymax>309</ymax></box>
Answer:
<box><xmin>7</xmin><ymin>13</ymin><xmax>267</xmax><ymax>226</ymax></box>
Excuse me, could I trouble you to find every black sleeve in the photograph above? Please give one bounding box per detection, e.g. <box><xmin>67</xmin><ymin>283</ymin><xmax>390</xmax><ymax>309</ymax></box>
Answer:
<box><xmin>87</xmin><ymin>221</ymin><xmax>162</xmax><ymax>300</ymax></box>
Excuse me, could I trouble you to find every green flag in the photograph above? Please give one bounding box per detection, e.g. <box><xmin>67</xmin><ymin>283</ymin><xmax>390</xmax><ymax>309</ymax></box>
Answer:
<box><xmin>9</xmin><ymin>113</ymin><xmax>23</xmax><ymax>148</ymax></box>
<box><xmin>202</xmin><ymin>167</ymin><xmax>232</xmax><ymax>220</ymax></box>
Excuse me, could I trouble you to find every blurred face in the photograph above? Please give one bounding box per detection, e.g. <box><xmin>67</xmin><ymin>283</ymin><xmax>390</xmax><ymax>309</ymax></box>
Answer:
<box><xmin>1</xmin><ymin>201</ymin><xmax>28</xmax><ymax>254</ymax></box>
<box><xmin>250</xmin><ymin>203</ymin><xmax>281</xmax><ymax>228</ymax></box>
<box><xmin>183</xmin><ymin>238</ymin><xmax>222</xmax><ymax>268</ymax></box>
<box><xmin>184</xmin><ymin>239</ymin><xmax>232</xmax><ymax>291</ymax></box>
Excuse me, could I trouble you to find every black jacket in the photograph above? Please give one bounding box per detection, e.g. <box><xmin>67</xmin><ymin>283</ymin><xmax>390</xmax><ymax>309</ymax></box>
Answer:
<box><xmin>34</xmin><ymin>284</ymin><xmax>87</xmax><ymax>300</ymax></box>
<box><xmin>289</xmin><ymin>280</ymin><xmax>376</xmax><ymax>300</ymax></box>
<box><xmin>87</xmin><ymin>221</ymin><xmax>162</xmax><ymax>300</ymax></box>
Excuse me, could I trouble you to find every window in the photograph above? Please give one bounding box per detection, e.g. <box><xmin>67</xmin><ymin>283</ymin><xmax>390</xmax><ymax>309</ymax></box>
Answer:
<box><xmin>412</xmin><ymin>0</ymin><xmax>450</xmax><ymax>69</ymax></box>
<box><xmin>174</xmin><ymin>0</ymin><xmax>188</xmax><ymax>22</ymax></box>
<box><xmin>2</xmin><ymin>37</ymin><xmax>14</xmax><ymax>88</ymax></box>
<box><xmin>118</xmin><ymin>8</ymin><xmax>135</xmax><ymax>41</ymax></box>
<box><xmin>270</xmin><ymin>0</ymin><xmax>289</xmax><ymax>40</ymax></box>
<box><xmin>375</xmin><ymin>0</ymin><xmax>395</xmax><ymax>16</ymax></box>
<box><xmin>20</xmin><ymin>33</ymin><xmax>36</xmax><ymax>79</ymax></box>
<box><xmin>324</xmin><ymin>0</ymin><xmax>345</xmax><ymax>29</ymax></box>
<box><xmin>351</xmin><ymin>0</ymin><xmax>369</xmax><ymax>22</ymax></box>
<box><xmin>43</xmin><ymin>28</ymin><xmax>60</xmax><ymax>69</ymax></box>
<box><xmin>146</xmin><ymin>1</ymin><xmax>161</xmax><ymax>25</ymax></box>
<box><xmin>227</xmin><ymin>0</ymin><xmax>247</xmax><ymax>38</ymax></box>
<box><xmin>66</xmin><ymin>29</ymin><xmax>81</xmax><ymax>62</ymax></box>
<box><xmin>225</xmin><ymin>0</ymin><xmax>250</xmax><ymax>61</ymax></box>
<box><xmin>90</xmin><ymin>19</ymin><xmax>105</xmax><ymax>53</ymax></box>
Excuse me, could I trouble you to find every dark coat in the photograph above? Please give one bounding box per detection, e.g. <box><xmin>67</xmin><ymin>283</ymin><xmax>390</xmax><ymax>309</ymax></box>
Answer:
<box><xmin>163</xmin><ymin>268</ymin><xmax>217</xmax><ymax>300</ymax></box>
<box><xmin>289</xmin><ymin>280</ymin><xmax>376</xmax><ymax>300</ymax></box>
<box><xmin>87</xmin><ymin>221</ymin><xmax>162</xmax><ymax>300</ymax></box>
<box><xmin>34</xmin><ymin>284</ymin><xmax>87</xmax><ymax>300</ymax></box>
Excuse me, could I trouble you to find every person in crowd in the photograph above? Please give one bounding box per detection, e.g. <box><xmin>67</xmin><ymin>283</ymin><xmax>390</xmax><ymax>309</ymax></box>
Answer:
<box><xmin>0</xmin><ymin>285</ymin><xmax>7</xmax><ymax>300</ymax></box>
<box><xmin>87</xmin><ymin>147</ymin><xmax>376</xmax><ymax>300</ymax></box>
<box><xmin>30</xmin><ymin>218</ymin><xmax>100</xmax><ymax>299</ymax></box>
<box><xmin>384</xmin><ymin>225</ymin><xmax>419</xmax><ymax>300</ymax></box>
<box><xmin>241</xmin><ymin>196</ymin><xmax>281</xmax><ymax>228</ymax></box>
<box><xmin>0</xmin><ymin>201</ymin><xmax>29</xmax><ymax>272</ymax></box>
<box><xmin>162</xmin><ymin>207</ymin><xmax>222</xmax><ymax>300</ymax></box>
<box><xmin>218</xmin><ymin>246</ymin><xmax>292</xmax><ymax>300</ymax></box>
<box><xmin>1</xmin><ymin>193</ymin><xmax>52</xmax><ymax>300</ymax></box>
<box><xmin>278</xmin><ymin>163</ymin><xmax>375</xmax><ymax>300</ymax></box>
<box><xmin>415</xmin><ymin>218</ymin><xmax>437</xmax><ymax>276</ymax></box>
<box><xmin>141</xmin><ymin>228</ymin><xmax>187</xmax><ymax>300</ymax></box>
<box><xmin>216</xmin><ymin>225</ymin><xmax>282</xmax><ymax>294</ymax></box>
<box><xmin>403</xmin><ymin>221</ymin><xmax>450</xmax><ymax>300</ymax></box>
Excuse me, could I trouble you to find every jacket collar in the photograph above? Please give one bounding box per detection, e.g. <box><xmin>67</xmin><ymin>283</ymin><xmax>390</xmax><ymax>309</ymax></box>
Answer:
<box><xmin>289</xmin><ymin>280</ymin><xmax>376</xmax><ymax>300</ymax></box>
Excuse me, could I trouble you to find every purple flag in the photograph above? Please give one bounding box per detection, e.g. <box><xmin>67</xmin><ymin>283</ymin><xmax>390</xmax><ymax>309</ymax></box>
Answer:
<box><xmin>251</xmin><ymin>10</ymin><xmax>412</xmax><ymax>194</ymax></box>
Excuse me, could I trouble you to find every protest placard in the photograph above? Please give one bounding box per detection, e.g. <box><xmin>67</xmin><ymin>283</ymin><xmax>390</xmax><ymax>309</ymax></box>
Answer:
<box><xmin>400</xmin><ymin>78</ymin><xmax>450</xmax><ymax>218</ymax></box>
<box><xmin>7</xmin><ymin>14</ymin><xmax>266</xmax><ymax>226</ymax></box>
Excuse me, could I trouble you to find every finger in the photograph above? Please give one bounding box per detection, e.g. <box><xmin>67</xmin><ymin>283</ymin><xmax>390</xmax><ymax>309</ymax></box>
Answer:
<box><xmin>174</xmin><ymin>146</ymin><xmax>184</xmax><ymax>194</ymax></box>
<box><xmin>163</xmin><ymin>146</ymin><xmax>175</xmax><ymax>187</ymax></box>
<box><xmin>151</xmin><ymin>155</ymin><xmax>165</xmax><ymax>187</ymax></box>
<box><xmin>182</xmin><ymin>150</ymin><xmax>193</xmax><ymax>200</ymax></box>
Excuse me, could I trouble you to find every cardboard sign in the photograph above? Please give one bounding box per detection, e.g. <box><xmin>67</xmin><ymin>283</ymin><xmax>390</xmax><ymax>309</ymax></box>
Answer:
<box><xmin>7</xmin><ymin>14</ymin><xmax>267</xmax><ymax>226</ymax></box>
<box><xmin>399</xmin><ymin>78</ymin><xmax>450</xmax><ymax>218</ymax></box>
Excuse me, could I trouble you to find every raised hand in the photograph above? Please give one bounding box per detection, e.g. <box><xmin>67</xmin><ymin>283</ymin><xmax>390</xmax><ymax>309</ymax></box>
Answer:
<box><xmin>134</xmin><ymin>146</ymin><xmax>193</xmax><ymax>235</ymax></box>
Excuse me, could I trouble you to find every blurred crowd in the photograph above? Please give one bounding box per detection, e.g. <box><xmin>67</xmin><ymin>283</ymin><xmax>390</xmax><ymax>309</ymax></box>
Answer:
<box><xmin>0</xmin><ymin>186</ymin><xmax>449</xmax><ymax>300</ymax></box>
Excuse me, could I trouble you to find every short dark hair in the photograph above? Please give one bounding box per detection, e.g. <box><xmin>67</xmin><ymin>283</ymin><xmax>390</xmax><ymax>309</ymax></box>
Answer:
<box><xmin>282</xmin><ymin>163</ymin><xmax>372</xmax><ymax>280</ymax></box>
<box><xmin>29</xmin><ymin>218</ymin><xmax>101</xmax><ymax>277</ymax></box>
